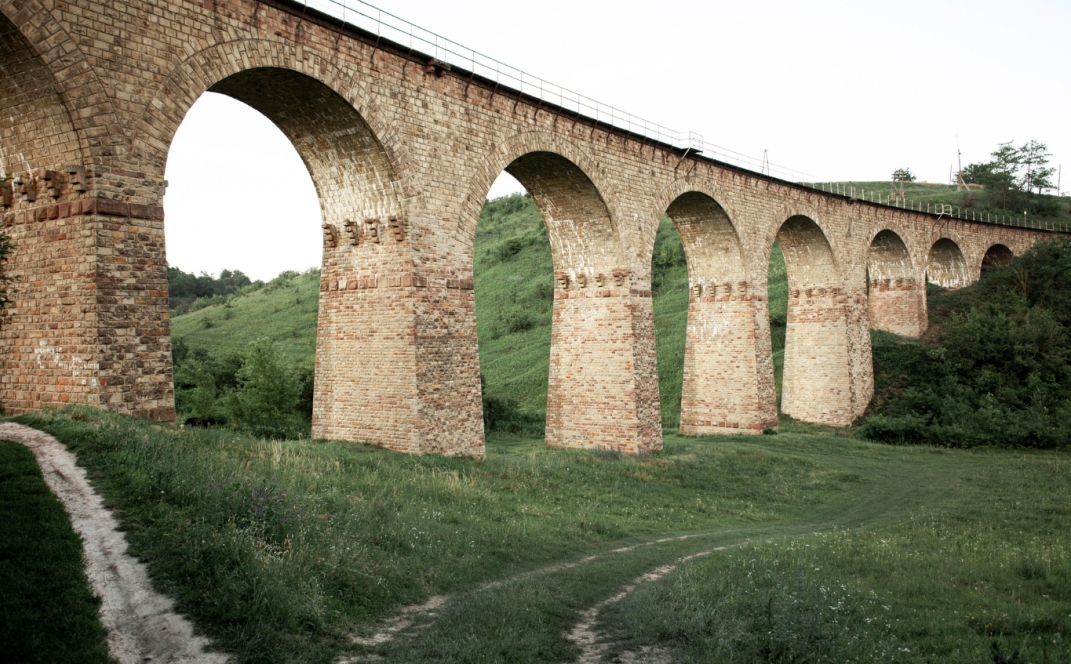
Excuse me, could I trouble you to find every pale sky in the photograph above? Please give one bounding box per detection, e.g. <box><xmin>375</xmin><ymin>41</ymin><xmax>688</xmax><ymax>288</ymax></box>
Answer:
<box><xmin>164</xmin><ymin>0</ymin><xmax>1070</xmax><ymax>281</ymax></box>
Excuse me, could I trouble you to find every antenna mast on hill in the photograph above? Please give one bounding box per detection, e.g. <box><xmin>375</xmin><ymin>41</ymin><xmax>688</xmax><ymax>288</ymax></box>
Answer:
<box><xmin>890</xmin><ymin>170</ymin><xmax>906</xmax><ymax>204</ymax></box>
<box><xmin>955</xmin><ymin>150</ymin><xmax>969</xmax><ymax>191</ymax></box>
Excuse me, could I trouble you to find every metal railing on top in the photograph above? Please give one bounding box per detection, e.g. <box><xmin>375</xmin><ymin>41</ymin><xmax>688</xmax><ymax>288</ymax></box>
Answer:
<box><xmin>296</xmin><ymin>0</ymin><xmax>1069</xmax><ymax>234</ymax></box>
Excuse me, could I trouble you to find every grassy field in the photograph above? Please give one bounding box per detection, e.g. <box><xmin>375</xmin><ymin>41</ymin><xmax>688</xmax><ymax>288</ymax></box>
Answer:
<box><xmin>0</xmin><ymin>441</ymin><xmax>114</xmax><ymax>664</ymax></box>
<box><xmin>6</xmin><ymin>408</ymin><xmax>1069</xmax><ymax>663</ymax></box>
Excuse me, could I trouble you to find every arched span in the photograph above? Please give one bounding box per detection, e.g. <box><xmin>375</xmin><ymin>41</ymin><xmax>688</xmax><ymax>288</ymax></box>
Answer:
<box><xmin>130</xmin><ymin>38</ymin><xmax>414</xmax><ymax>207</ymax></box>
<box><xmin>927</xmin><ymin>238</ymin><xmax>969</xmax><ymax>289</ymax></box>
<box><xmin>153</xmin><ymin>61</ymin><xmax>418</xmax><ymax>449</ymax></box>
<box><xmin>867</xmin><ymin>230</ymin><xmax>925</xmax><ymax>337</ymax></box>
<box><xmin>662</xmin><ymin>191</ymin><xmax>776</xmax><ymax>435</ymax></box>
<box><xmin>488</xmin><ymin>150</ymin><xmax>654</xmax><ymax>452</ymax></box>
<box><xmin>456</xmin><ymin>131</ymin><xmax>627</xmax><ymax>254</ymax></box>
<box><xmin>776</xmin><ymin>216</ymin><xmax>854</xmax><ymax>426</ymax></box>
<box><xmin>982</xmin><ymin>244</ymin><xmax>1014</xmax><ymax>272</ymax></box>
<box><xmin>206</xmin><ymin>67</ymin><xmax>405</xmax><ymax>225</ymax></box>
<box><xmin>506</xmin><ymin>151</ymin><xmax>626</xmax><ymax>276</ymax></box>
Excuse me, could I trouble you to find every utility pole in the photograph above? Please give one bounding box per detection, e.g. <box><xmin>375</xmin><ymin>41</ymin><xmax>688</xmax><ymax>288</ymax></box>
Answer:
<box><xmin>955</xmin><ymin>150</ymin><xmax>969</xmax><ymax>191</ymax></box>
<box><xmin>761</xmin><ymin>150</ymin><xmax>769</xmax><ymax>176</ymax></box>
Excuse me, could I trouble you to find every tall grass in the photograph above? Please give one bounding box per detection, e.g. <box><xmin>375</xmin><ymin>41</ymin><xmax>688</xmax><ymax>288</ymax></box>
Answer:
<box><xmin>599</xmin><ymin>450</ymin><xmax>1071</xmax><ymax>663</ymax></box>
<box><xmin>13</xmin><ymin>407</ymin><xmax>867</xmax><ymax>663</ymax></box>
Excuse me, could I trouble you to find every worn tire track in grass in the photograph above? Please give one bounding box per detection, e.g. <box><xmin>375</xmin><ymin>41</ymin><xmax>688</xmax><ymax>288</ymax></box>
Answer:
<box><xmin>344</xmin><ymin>446</ymin><xmax>954</xmax><ymax>663</ymax></box>
<box><xmin>0</xmin><ymin>423</ymin><xmax>228</xmax><ymax>664</ymax></box>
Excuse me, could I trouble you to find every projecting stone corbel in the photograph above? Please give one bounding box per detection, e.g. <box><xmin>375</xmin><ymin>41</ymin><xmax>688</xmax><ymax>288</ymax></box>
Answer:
<box><xmin>343</xmin><ymin>220</ymin><xmax>360</xmax><ymax>245</ymax></box>
<box><xmin>388</xmin><ymin>215</ymin><xmax>405</xmax><ymax>242</ymax></box>
<box><xmin>322</xmin><ymin>223</ymin><xmax>338</xmax><ymax>248</ymax></box>
<box><xmin>364</xmin><ymin>218</ymin><xmax>380</xmax><ymax>243</ymax></box>
<box><xmin>42</xmin><ymin>170</ymin><xmax>61</xmax><ymax>199</ymax></box>
<box><xmin>65</xmin><ymin>165</ymin><xmax>86</xmax><ymax>193</ymax></box>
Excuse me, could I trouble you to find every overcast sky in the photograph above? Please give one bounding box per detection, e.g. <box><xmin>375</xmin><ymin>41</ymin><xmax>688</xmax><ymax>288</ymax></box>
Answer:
<box><xmin>164</xmin><ymin>0</ymin><xmax>1070</xmax><ymax>281</ymax></box>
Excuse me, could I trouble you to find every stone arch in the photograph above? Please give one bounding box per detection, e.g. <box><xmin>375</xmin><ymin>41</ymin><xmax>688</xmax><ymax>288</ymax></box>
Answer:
<box><xmin>456</xmin><ymin>131</ymin><xmax>627</xmax><ymax>257</ymax></box>
<box><xmin>659</xmin><ymin>189</ymin><xmax>776</xmax><ymax>435</ymax></box>
<box><xmin>981</xmin><ymin>243</ymin><xmax>1014</xmax><ymax>272</ymax></box>
<box><xmin>927</xmin><ymin>238</ymin><xmax>970</xmax><ymax>289</ymax></box>
<box><xmin>129</xmin><ymin>38</ymin><xmax>415</xmax><ymax>208</ymax></box>
<box><xmin>131</xmin><ymin>42</ymin><xmax>423</xmax><ymax>447</ymax></box>
<box><xmin>464</xmin><ymin>133</ymin><xmax>657</xmax><ymax>453</ymax></box>
<box><xmin>776</xmin><ymin>215</ymin><xmax>854</xmax><ymax>426</ymax></box>
<box><xmin>0</xmin><ymin>0</ymin><xmax>121</xmax><ymax>166</ymax></box>
<box><xmin>867</xmin><ymin>229</ymin><xmax>925</xmax><ymax>337</ymax></box>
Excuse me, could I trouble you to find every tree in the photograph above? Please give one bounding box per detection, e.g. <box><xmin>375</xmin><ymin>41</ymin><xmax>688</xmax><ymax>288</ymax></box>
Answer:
<box><xmin>1019</xmin><ymin>140</ymin><xmax>1055</xmax><ymax>195</ymax></box>
<box><xmin>224</xmin><ymin>338</ymin><xmax>304</xmax><ymax>438</ymax></box>
<box><xmin>892</xmin><ymin>168</ymin><xmax>916</xmax><ymax>182</ymax></box>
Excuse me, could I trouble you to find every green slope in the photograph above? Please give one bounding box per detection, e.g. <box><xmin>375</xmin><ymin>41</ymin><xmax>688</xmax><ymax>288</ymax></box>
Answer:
<box><xmin>170</xmin><ymin>195</ymin><xmax>789</xmax><ymax>427</ymax></box>
<box><xmin>171</xmin><ymin>270</ymin><xmax>320</xmax><ymax>365</ymax></box>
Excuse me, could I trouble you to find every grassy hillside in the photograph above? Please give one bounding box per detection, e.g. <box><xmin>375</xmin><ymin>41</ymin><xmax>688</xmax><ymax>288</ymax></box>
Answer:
<box><xmin>170</xmin><ymin>194</ymin><xmax>790</xmax><ymax>428</ymax></box>
<box><xmin>171</xmin><ymin>269</ymin><xmax>319</xmax><ymax>365</ymax></box>
<box><xmin>12</xmin><ymin>407</ymin><xmax>1070</xmax><ymax>663</ymax></box>
<box><xmin>820</xmin><ymin>180</ymin><xmax>1071</xmax><ymax>226</ymax></box>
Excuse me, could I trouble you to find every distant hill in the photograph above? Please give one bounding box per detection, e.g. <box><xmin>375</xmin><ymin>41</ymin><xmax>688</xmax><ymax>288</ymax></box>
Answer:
<box><xmin>170</xmin><ymin>269</ymin><xmax>319</xmax><ymax>365</ymax></box>
<box><xmin>169</xmin><ymin>194</ymin><xmax>790</xmax><ymax>428</ymax></box>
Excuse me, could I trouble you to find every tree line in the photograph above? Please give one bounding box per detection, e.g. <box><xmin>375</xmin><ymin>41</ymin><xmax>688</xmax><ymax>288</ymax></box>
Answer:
<box><xmin>962</xmin><ymin>140</ymin><xmax>1059</xmax><ymax>215</ymax></box>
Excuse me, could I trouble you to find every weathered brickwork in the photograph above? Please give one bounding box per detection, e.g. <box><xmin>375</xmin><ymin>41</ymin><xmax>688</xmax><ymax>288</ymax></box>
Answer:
<box><xmin>0</xmin><ymin>0</ymin><xmax>1060</xmax><ymax>455</ymax></box>
<box><xmin>868</xmin><ymin>230</ymin><xmax>925</xmax><ymax>338</ymax></box>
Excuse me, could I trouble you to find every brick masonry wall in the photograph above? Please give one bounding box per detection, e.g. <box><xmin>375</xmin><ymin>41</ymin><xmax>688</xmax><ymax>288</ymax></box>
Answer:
<box><xmin>0</xmin><ymin>0</ymin><xmax>1059</xmax><ymax>455</ymax></box>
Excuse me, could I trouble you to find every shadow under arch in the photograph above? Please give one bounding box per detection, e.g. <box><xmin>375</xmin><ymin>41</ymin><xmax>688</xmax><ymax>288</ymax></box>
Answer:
<box><xmin>474</xmin><ymin>150</ymin><xmax>659</xmax><ymax>453</ymax></box>
<box><xmin>0</xmin><ymin>11</ymin><xmax>83</xmax><ymax>174</ymax></box>
<box><xmin>927</xmin><ymin>238</ymin><xmax>969</xmax><ymax>289</ymax></box>
<box><xmin>982</xmin><ymin>244</ymin><xmax>1014</xmax><ymax>272</ymax></box>
<box><xmin>165</xmin><ymin>66</ymin><xmax>432</xmax><ymax>451</ymax></box>
<box><xmin>662</xmin><ymin>191</ymin><xmax>776</xmax><ymax>435</ymax></box>
<box><xmin>867</xmin><ymin>229</ymin><xmax>925</xmax><ymax>337</ymax></box>
<box><xmin>776</xmin><ymin>215</ymin><xmax>854</xmax><ymax>426</ymax></box>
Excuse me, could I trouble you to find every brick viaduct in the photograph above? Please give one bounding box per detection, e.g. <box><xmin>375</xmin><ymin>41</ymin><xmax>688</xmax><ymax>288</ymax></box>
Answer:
<box><xmin>0</xmin><ymin>0</ymin><xmax>1056</xmax><ymax>457</ymax></box>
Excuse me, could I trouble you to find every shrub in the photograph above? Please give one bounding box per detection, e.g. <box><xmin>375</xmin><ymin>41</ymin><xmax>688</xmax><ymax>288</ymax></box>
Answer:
<box><xmin>501</xmin><ymin>306</ymin><xmax>535</xmax><ymax>333</ymax></box>
<box><xmin>863</xmin><ymin>239</ymin><xmax>1071</xmax><ymax>449</ymax></box>
<box><xmin>494</xmin><ymin>237</ymin><xmax>526</xmax><ymax>262</ymax></box>
<box><xmin>174</xmin><ymin>359</ymin><xmax>218</xmax><ymax>418</ymax></box>
<box><xmin>224</xmin><ymin>339</ymin><xmax>307</xmax><ymax>439</ymax></box>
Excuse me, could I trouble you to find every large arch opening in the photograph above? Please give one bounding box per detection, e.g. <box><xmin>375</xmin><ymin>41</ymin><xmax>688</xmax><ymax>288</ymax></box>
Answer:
<box><xmin>472</xmin><ymin>151</ymin><xmax>651</xmax><ymax>453</ymax></box>
<box><xmin>927</xmin><ymin>238</ymin><xmax>970</xmax><ymax>289</ymax></box>
<box><xmin>653</xmin><ymin>192</ymin><xmax>772</xmax><ymax>435</ymax></box>
<box><xmin>867</xmin><ymin>230</ymin><xmax>925</xmax><ymax>337</ymax></box>
<box><xmin>163</xmin><ymin>67</ymin><xmax>411</xmax><ymax>445</ymax></box>
<box><xmin>775</xmin><ymin>216</ymin><xmax>854</xmax><ymax>425</ymax></box>
<box><xmin>982</xmin><ymin>244</ymin><xmax>1014</xmax><ymax>272</ymax></box>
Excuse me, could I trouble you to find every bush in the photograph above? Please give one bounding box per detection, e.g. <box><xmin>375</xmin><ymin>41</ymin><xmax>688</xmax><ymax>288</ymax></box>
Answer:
<box><xmin>500</xmin><ymin>306</ymin><xmax>535</xmax><ymax>333</ymax></box>
<box><xmin>223</xmin><ymin>339</ymin><xmax>308</xmax><ymax>439</ymax></box>
<box><xmin>174</xmin><ymin>359</ymin><xmax>218</xmax><ymax>418</ymax></box>
<box><xmin>863</xmin><ymin>239</ymin><xmax>1071</xmax><ymax>449</ymax></box>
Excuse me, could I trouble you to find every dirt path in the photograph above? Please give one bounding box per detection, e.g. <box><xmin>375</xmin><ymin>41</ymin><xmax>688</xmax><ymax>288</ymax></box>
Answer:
<box><xmin>565</xmin><ymin>549</ymin><xmax>722</xmax><ymax>663</ymax></box>
<box><xmin>347</xmin><ymin>448</ymin><xmax>946</xmax><ymax>663</ymax></box>
<box><xmin>0</xmin><ymin>423</ymin><xmax>228</xmax><ymax>664</ymax></box>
